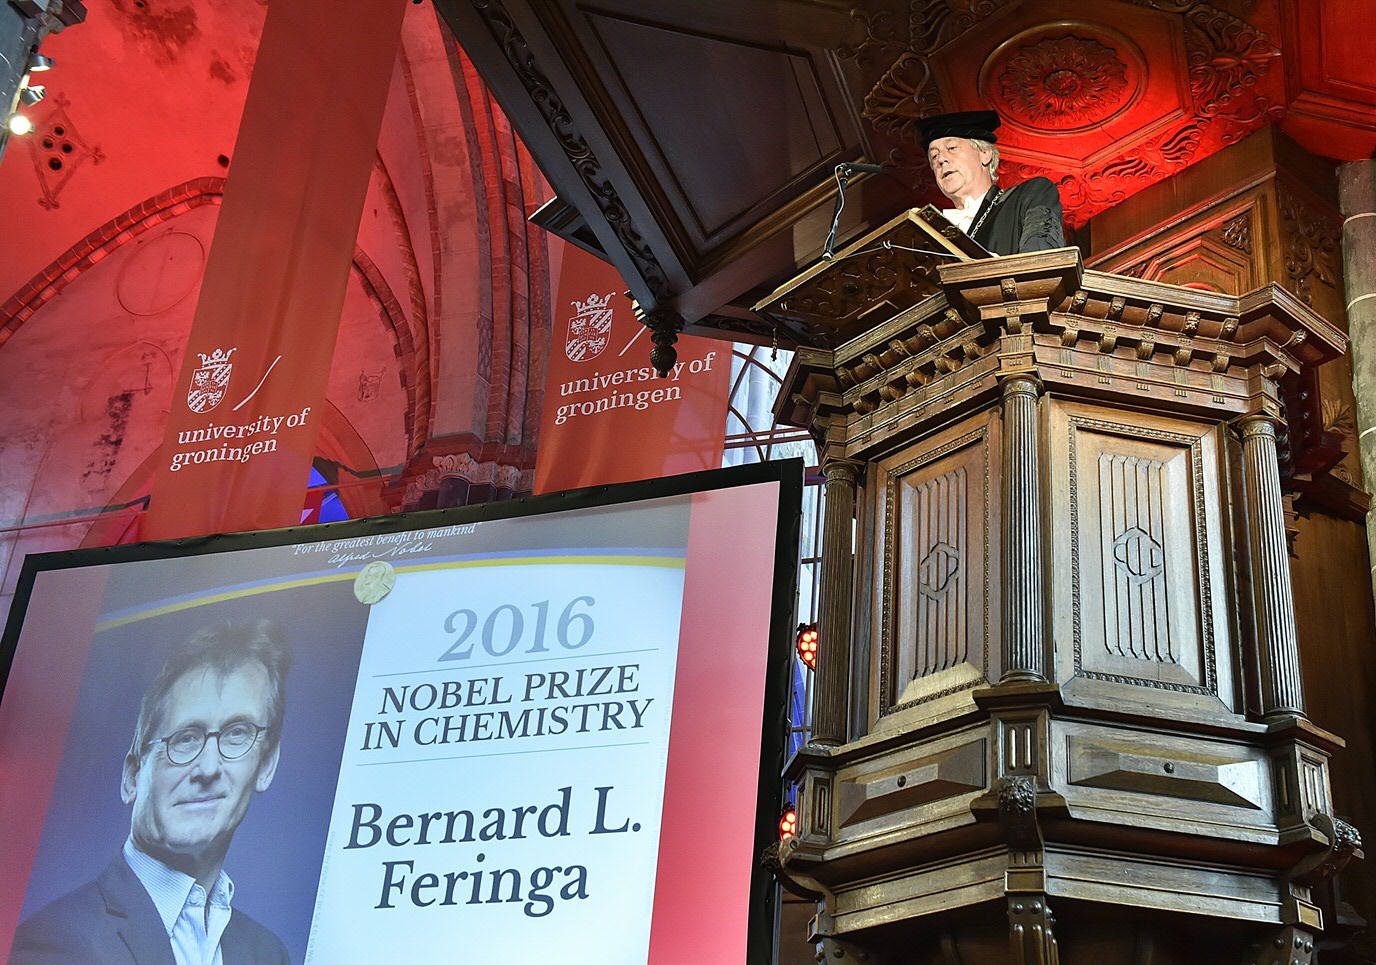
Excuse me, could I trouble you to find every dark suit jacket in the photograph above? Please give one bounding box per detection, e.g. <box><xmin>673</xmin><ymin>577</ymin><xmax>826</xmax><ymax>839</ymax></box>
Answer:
<box><xmin>9</xmin><ymin>855</ymin><xmax>291</xmax><ymax>965</ymax></box>
<box><xmin>971</xmin><ymin>176</ymin><xmax>1066</xmax><ymax>256</ymax></box>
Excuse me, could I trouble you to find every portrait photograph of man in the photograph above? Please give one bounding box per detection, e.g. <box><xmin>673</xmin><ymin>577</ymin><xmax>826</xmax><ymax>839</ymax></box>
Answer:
<box><xmin>4</xmin><ymin>577</ymin><xmax>368</xmax><ymax>965</ymax></box>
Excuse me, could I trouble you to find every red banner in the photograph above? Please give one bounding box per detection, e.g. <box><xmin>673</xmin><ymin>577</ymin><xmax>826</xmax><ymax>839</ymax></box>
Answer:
<box><xmin>535</xmin><ymin>244</ymin><xmax>730</xmax><ymax>494</ymax></box>
<box><xmin>143</xmin><ymin>0</ymin><xmax>406</xmax><ymax>540</ymax></box>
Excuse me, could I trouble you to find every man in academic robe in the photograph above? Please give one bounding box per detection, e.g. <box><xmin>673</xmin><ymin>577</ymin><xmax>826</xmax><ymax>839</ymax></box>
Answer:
<box><xmin>918</xmin><ymin>110</ymin><xmax>1065</xmax><ymax>256</ymax></box>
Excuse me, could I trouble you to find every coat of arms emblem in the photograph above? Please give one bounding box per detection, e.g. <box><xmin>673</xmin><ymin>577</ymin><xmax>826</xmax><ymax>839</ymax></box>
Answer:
<box><xmin>565</xmin><ymin>292</ymin><xmax>614</xmax><ymax>362</ymax></box>
<box><xmin>188</xmin><ymin>347</ymin><xmax>236</xmax><ymax>413</ymax></box>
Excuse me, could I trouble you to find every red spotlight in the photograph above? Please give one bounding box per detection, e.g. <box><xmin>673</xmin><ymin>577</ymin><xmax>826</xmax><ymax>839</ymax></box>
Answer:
<box><xmin>796</xmin><ymin>622</ymin><xmax>818</xmax><ymax>671</ymax></box>
<box><xmin>778</xmin><ymin>803</ymin><xmax>797</xmax><ymax>840</ymax></box>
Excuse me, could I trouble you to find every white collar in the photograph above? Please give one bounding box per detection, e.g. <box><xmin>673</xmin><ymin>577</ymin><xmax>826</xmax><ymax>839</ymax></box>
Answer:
<box><xmin>956</xmin><ymin>188</ymin><xmax>989</xmax><ymax>213</ymax></box>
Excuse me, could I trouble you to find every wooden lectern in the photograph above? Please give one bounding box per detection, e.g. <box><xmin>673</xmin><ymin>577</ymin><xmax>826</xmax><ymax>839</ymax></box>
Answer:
<box><xmin>760</xmin><ymin>211</ymin><xmax>1358</xmax><ymax>964</ymax></box>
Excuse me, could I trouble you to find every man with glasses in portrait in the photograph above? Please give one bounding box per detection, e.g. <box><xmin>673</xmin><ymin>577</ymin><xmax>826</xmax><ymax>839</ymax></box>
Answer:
<box><xmin>10</xmin><ymin>622</ymin><xmax>293</xmax><ymax>965</ymax></box>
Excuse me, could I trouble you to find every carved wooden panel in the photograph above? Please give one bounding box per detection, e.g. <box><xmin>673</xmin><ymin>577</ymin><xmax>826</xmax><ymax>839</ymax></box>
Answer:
<box><xmin>1054</xmin><ymin>723</ymin><xmax>1275</xmax><ymax>836</ymax></box>
<box><xmin>834</xmin><ymin>737</ymin><xmax>986</xmax><ymax>830</ymax></box>
<box><xmin>1048</xmin><ymin>401</ymin><xmax>1237</xmax><ymax>711</ymax></box>
<box><xmin>1066</xmin><ymin>734</ymin><xmax>1266</xmax><ymax>810</ymax></box>
<box><xmin>870</xmin><ymin>412</ymin><xmax>999</xmax><ymax>719</ymax></box>
<box><xmin>1087</xmin><ymin>128</ymin><xmax>1366</xmax><ymax>511</ymax></box>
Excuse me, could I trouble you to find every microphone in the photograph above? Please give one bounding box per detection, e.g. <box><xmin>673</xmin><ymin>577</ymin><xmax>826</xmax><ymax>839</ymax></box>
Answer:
<box><xmin>836</xmin><ymin>161</ymin><xmax>885</xmax><ymax>175</ymax></box>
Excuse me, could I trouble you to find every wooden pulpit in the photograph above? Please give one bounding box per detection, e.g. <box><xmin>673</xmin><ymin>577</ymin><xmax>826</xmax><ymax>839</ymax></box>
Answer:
<box><xmin>762</xmin><ymin>214</ymin><xmax>1358</xmax><ymax>965</ymax></box>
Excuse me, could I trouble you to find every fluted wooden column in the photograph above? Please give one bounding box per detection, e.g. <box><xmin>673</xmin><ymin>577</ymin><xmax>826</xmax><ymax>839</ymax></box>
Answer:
<box><xmin>1238</xmin><ymin>415</ymin><xmax>1306</xmax><ymax>719</ymax></box>
<box><xmin>813</xmin><ymin>457</ymin><xmax>861</xmax><ymax>745</ymax></box>
<box><xmin>1001</xmin><ymin>375</ymin><xmax>1046</xmax><ymax>682</ymax></box>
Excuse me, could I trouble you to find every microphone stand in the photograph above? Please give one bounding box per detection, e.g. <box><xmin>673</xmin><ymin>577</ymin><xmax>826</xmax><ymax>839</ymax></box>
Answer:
<box><xmin>821</xmin><ymin>162</ymin><xmax>894</xmax><ymax>260</ymax></box>
<box><xmin>822</xmin><ymin>166</ymin><xmax>851</xmax><ymax>260</ymax></box>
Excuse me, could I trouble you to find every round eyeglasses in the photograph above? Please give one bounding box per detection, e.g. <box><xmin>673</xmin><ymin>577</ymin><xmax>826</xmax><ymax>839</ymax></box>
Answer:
<box><xmin>147</xmin><ymin>721</ymin><xmax>267</xmax><ymax>766</ymax></box>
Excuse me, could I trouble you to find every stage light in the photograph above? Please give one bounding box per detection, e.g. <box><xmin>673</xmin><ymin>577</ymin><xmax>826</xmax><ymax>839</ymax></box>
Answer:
<box><xmin>28</xmin><ymin>53</ymin><xmax>55</xmax><ymax>72</ymax></box>
<box><xmin>796</xmin><ymin>622</ymin><xmax>818</xmax><ymax>671</ymax></box>
<box><xmin>19</xmin><ymin>85</ymin><xmax>45</xmax><ymax>106</ymax></box>
<box><xmin>6</xmin><ymin>113</ymin><xmax>34</xmax><ymax>136</ymax></box>
<box><xmin>778</xmin><ymin>803</ymin><xmax>797</xmax><ymax>840</ymax></box>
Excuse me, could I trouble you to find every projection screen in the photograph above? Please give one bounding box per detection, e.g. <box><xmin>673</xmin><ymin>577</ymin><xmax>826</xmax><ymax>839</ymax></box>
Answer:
<box><xmin>0</xmin><ymin>460</ymin><xmax>802</xmax><ymax>965</ymax></box>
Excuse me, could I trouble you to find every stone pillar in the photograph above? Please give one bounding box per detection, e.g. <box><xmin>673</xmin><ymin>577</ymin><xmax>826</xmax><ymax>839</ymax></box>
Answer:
<box><xmin>1239</xmin><ymin>415</ymin><xmax>1306</xmax><ymax>719</ymax></box>
<box><xmin>1338</xmin><ymin>161</ymin><xmax>1376</xmax><ymax>609</ymax></box>
<box><xmin>1000</xmin><ymin>375</ymin><xmax>1046</xmax><ymax>682</ymax></box>
<box><xmin>813</xmin><ymin>457</ymin><xmax>861</xmax><ymax>745</ymax></box>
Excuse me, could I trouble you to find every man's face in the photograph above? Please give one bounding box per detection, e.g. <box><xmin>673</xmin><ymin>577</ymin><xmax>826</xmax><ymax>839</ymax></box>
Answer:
<box><xmin>122</xmin><ymin>664</ymin><xmax>280</xmax><ymax>868</ymax></box>
<box><xmin>927</xmin><ymin>137</ymin><xmax>994</xmax><ymax>204</ymax></box>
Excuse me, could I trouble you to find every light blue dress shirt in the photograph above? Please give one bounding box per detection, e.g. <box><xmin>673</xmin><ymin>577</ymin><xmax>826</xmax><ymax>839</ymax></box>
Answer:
<box><xmin>123</xmin><ymin>838</ymin><xmax>234</xmax><ymax>965</ymax></box>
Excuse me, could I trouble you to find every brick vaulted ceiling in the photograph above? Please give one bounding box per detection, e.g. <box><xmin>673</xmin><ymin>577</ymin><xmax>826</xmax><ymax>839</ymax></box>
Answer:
<box><xmin>441</xmin><ymin>0</ymin><xmax>1376</xmax><ymax>345</ymax></box>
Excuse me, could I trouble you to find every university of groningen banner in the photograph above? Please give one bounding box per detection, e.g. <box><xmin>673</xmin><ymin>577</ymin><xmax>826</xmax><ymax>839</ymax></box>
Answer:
<box><xmin>0</xmin><ymin>465</ymin><xmax>798</xmax><ymax>965</ymax></box>
<box><xmin>535</xmin><ymin>244</ymin><xmax>731</xmax><ymax>494</ymax></box>
<box><xmin>144</xmin><ymin>0</ymin><xmax>405</xmax><ymax>540</ymax></box>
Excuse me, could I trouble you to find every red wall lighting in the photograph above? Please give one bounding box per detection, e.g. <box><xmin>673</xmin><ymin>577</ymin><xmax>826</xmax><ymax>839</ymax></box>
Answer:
<box><xmin>796</xmin><ymin>622</ymin><xmax>818</xmax><ymax>671</ymax></box>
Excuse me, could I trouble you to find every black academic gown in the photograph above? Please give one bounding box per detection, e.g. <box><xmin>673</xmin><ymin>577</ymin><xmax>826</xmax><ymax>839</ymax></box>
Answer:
<box><xmin>969</xmin><ymin>177</ymin><xmax>1065</xmax><ymax>256</ymax></box>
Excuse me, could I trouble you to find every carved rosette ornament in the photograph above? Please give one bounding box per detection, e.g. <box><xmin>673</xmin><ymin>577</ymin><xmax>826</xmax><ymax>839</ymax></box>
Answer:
<box><xmin>995</xmin><ymin>36</ymin><xmax>1131</xmax><ymax>130</ymax></box>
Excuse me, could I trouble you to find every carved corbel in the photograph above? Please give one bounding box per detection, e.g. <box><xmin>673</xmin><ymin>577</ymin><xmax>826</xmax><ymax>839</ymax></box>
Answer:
<box><xmin>1246</xmin><ymin>926</ymin><xmax>1316</xmax><ymax>965</ymax></box>
<box><xmin>1287</xmin><ymin>812</ymin><xmax>1364</xmax><ymax>887</ymax></box>
<box><xmin>1174</xmin><ymin>339</ymin><xmax>1194</xmax><ymax>367</ymax></box>
<box><xmin>762</xmin><ymin>838</ymin><xmax>826</xmax><ymax>902</ymax></box>
<box><xmin>997</xmin><ymin>777</ymin><xmax>1059</xmax><ymax>965</ymax></box>
<box><xmin>998</xmin><ymin>776</ymin><xmax>1043</xmax><ymax>853</ymax></box>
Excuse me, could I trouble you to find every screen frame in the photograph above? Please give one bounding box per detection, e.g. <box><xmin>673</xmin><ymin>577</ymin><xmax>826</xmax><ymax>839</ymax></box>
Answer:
<box><xmin>0</xmin><ymin>459</ymin><xmax>804</xmax><ymax>965</ymax></box>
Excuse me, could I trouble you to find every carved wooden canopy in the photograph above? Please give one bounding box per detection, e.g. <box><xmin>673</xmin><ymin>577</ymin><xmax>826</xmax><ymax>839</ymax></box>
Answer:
<box><xmin>436</xmin><ymin>0</ymin><xmax>1374</xmax><ymax>343</ymax></box>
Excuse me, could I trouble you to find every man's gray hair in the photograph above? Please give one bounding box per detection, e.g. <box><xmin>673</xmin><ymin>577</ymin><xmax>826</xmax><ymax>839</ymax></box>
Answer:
<box><xmin>969</xmin><ymin>137</ymin><xmax>1000</xmax><ymax>180</ymax></box>
<box><xmin>129</xmin><ymin>620</ymin><xmax>292</xmax><ymax>761</ymax></box>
